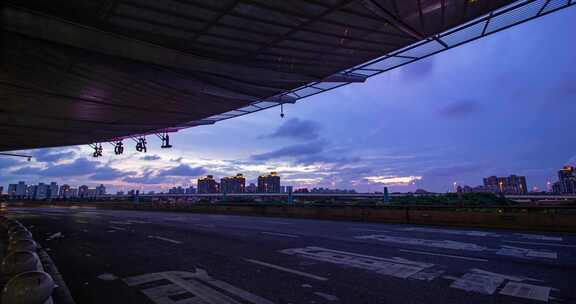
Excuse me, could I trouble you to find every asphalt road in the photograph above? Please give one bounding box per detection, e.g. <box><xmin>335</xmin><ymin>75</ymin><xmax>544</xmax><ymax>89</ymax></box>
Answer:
<box><xmin>6</xmin><ymin>206</ymin><xmax>576</xmax><ymax>304</ymax></box>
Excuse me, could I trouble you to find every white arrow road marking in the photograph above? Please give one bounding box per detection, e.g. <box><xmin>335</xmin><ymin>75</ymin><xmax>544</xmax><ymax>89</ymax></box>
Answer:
<box><xmin>281</xmin><ymin>246</ymin><xmax>435</xmax><ymax>279</ymax></box>
<box><xmin>123</xmin><ymin>270</ymin><xmax>274</xmax><ymax>304</ymax></box>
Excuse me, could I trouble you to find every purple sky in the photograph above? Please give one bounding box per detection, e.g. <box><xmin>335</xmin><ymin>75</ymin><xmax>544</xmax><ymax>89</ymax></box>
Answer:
<box><xmin>1</xmin><ymin>8</ymin><xmax>576</xmax><ymax>193</ymax></box>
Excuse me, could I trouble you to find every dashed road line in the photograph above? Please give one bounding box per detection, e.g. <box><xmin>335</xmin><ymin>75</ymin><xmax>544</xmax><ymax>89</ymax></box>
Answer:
<box><xmin>264</xmin><ymin>221</ymin><xmax>292</xmax><ymax>225</ymax></box>
<box><xmin>261</xmin><ymin>232</ymin><xmax>300</xmax><ymax>238</ymax></box>
<box><xmin>399</xmin><ymin>249</ymin><xmax>488</xmax><ymax>262</ymax></box>
<box><xmin>195</xmin><ymin>224</ymin><xmax>216</xmax><ymax>228</ymax></box>
<box><xmin>503</xmin><ymin>240</ymin><xmax>576</xmax><ymax>248</ymax></box>
<box><xmin>109</xmin><ymin>226</ymin><xmax>127</xmax><ymax>231</ymax></box>
<box><xmin>349</xmin><ymin>228</ymin><xmax>389</xmax><ymax>233</ymax></box>
<box><xmin>147</xmin><ymin>236</ymin><xmax>182</xmax><ymax>244</ymax></box>
<box><xmin>245</xmin><ymin>259</ymin><xmax>328</xmax><ymax>281</ymax></box>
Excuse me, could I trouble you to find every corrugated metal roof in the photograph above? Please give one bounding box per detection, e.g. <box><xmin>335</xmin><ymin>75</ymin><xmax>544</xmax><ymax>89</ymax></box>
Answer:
<box><xmin>0</xmin><ymin>0</ymin><xmax>573</xmax><ymax>151</ymax></box>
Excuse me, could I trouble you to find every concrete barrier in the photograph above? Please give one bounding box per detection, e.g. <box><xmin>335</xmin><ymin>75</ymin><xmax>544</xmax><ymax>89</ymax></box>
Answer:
<box><xmin>2</xmin><ymin>271</ymin><xmax>55</xmax><ymax>304</ymax></box>
<box><xmin>0</xmin><ymin>218</ymin><xmax>58</xmax><ymax>304</ymax></box>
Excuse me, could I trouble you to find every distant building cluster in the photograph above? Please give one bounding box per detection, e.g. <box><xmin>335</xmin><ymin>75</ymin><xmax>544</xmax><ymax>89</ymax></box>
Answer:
<box><xmin>167</xmin><ymin>185</ymin><xmax>197</xmax><ymax>194</ymax></box>
<box><xmin>454</xmin><ymin>175</ymin><xmax>528</xmax><ymax>195</ymax></box>
<box><xmin>195</xmin><ymin>172</ymin><xmax>284</xmax><ymax>194</ymax></box>
<box><xmin>483</xmin><ymin>175</ymin><xmax>527</xmax><ymax>195</ymax></box>
<box><xmin>6</xmin><ymin>181</ymin><xmax>106</xmax><ymax>200</ymax></box>
<box><xmin>551</xmin><ymin>165</ymin><xmax>576</xmax><ymax>194</ymax></box>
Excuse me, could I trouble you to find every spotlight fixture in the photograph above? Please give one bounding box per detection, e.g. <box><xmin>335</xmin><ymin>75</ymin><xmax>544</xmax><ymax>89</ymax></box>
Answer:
<box><xmin>114</xmin><ymin>141</ymin><xmax>124</xmax><ymax>155</ymax></box>
<box><xmin>91</xmin><ymin>143</ymin><xmax>103</xmax><ymax>157</ymax></box>
<box><xmin>135</xmin><ymin>137</ymin><xmax>147</xmax><ymax>153</ymax></box>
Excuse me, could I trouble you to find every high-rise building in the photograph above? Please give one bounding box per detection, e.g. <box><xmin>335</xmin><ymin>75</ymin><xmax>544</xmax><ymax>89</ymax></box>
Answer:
<box><xmin>7</xmin><ymin>184</ymin><xmax>17</xmax><ymax>197</ymax></box>
<box><xmin>78</xmin><ymin>185</ymin><xmax>89</xmax><ymax>198</ymax></box>
<box><xmin>59</xmin><ymin>184</ymin><xmax>71</xmax><ymax>198</ymax></box>
<box><xmin>95</xmin><ymin>184</ymin><xmax>106</xmax><ymax>197</ymax></box>
<box><xmin>49</xmin><ymin>182</ymin><xmax>59</xmax><ymax>199</ymax></box>
<box><xmin>482</xmin><ymin>176</ymin><xmax>499</xmax><ymax>193</ymax></box>
<box><xmin>27</xmin><ymin>185</ymin><xmax>37</xmax><ymax>199</ymax></box>
<box><xmin>9</xmin><ymin>181</ymin><xmax>28</xmax><ymax>198</ymax></box>
<box><xmin>185</xmin><ymin>186</ymin><xmax>196</xmax><ymax>194</ymax></box>
<box><xmin>557</xmin><ymin>165</ymin><xmax>576</xmax><ymax>194</ymax></box>
<box><xmin>257</xmin><ymin>172</ymin><xmax>281</xmax><ymax>193</ymax></box>
<box><xmin>168</xmin><ymin>186</ymin><xmax>185</xmax><ymax>194</ymax></box>
<box><xmin>246</xmin><ymin>183</ymin><xmax>257</xmax><ymax>193</ymax></box>
<box><xmin>220</xmin><ymin>174</ymin><xmax>246</xmax><ymax>193</ymax></box>
<box><xmin>198</xmin><ymin>175</ymin><xmax>219</xmax><ymax>193</ymax></box>
<box><xmin>36</xmin><ymin>183</ymin><xmax>50</xmax><ymax>200</ymax></box>
<box><xmin>483</xmin><ymin>175</ymin><xmax>527</xmax><ymax>194</ymax></box>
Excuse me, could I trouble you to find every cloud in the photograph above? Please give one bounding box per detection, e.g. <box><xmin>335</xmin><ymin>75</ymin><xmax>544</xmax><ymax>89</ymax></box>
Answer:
<box><xmin>141</xmin><ymin>155</ymin><xmax>161</xmax><ymax>161</ymax></box>
<box><xmin>401</xmin><ymin>57</ymin><xmax>435</xmax><ymax>80</ymax></box>
<box><xmin>0</xmin><ymin>158</ymin><xmax>23</xmax><ymax>168</ymax></box>
<box><xmin>157</xmin><ymin>164</ymin><xmax>206</xmax><ymax>177</ymax></box>
<box><xmin>31</xmin><ymin>148</ymin><xmax>76</xmax><ymax>163</ymax></box>
<box><xmin>91</xmin><ymin>167</ymin><xmax>136</xmax><ymax>181</ymax></box>
<box><xmin>12</xmin><ymin>158</ymin><xmax>98</xmax><ymax>177</ymax></box>
<box><xmin>250</xmin><ymin>141</ymin><xmax>325</xmax><ymax>161</ymax></box>
<box><xmin>123</xmin><ymin>172</ymin><xmax>167</xmax><ymax>185</ymax></box>
<box><xmin>424</xmin><ymin>164</ymin><xmax>483</xmax><ymax>177</ymax></box>
<box><xmin>11</xmin><ymin>157</ymin><xmax>135</xmax><ymax>181</ymax></box>
<box><xmin>437</xmin><ymin>100</ymin><xmax>481</xmax><ymax>118</ymax></box>
<box><xmin>11</xmin><ymin>166</ymin><xmax>43</xmax><ymax>175</ymax></box>
<box><xmin>364</xmin><ymin>175</ymin><xmax>422</xmax><ymax>186</ymax></box>
<box><xmin>261</xmin><ymin>118</ymin><xmax>321</xmax><ymax>140</ymax></box>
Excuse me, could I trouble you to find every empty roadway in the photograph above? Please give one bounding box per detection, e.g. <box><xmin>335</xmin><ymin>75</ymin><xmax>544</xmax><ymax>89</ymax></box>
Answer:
<box><xmin>5</xmin><ymin>206</ymin><xmax>576</xmax><ymax>304</ymax></box>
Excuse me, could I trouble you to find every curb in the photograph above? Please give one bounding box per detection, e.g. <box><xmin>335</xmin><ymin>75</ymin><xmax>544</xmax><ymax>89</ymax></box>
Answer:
<box><xmin>38</xmin><ymin>249</ymin><xmax>77</xmax><ymax>304</ymax></box>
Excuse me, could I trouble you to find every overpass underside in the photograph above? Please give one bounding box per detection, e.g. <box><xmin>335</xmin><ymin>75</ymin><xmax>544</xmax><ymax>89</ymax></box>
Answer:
<box><xmin>1</xmin><ymin>0</ymin><xmax>573</xmax><ymax>151</ymax></box>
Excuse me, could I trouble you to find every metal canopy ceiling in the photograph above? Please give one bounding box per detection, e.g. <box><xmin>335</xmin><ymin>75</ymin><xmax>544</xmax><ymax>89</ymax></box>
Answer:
<box><xmin>1</xmin><ymin>0</ymin><xmax>573</xmax><ymax>151</ymax></box>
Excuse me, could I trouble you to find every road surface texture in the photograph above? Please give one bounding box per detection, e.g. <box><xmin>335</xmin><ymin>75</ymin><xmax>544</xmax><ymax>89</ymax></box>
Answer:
<box><xmin>5</xmin><ymin>206</ymin><xmax>576</xmax><ymax>304</ymax></box>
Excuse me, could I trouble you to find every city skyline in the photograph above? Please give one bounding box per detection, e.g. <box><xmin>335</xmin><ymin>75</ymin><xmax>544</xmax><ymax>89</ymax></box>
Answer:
<box><xmin>0</xmin><ymin>8</ymin><xmax>575</xmax><ymax>193</ymax></box>
<box><xmin>5</xmin><ymin>162</ymin><xmax>576</xmax><ymax>196</ymax></box>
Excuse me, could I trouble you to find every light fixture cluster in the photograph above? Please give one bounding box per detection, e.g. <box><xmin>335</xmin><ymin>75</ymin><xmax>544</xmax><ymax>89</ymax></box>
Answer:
<box><xmin>90</xmin><ymin>133</ymin><xmax>173</xmax><ymax>158</ymax></box>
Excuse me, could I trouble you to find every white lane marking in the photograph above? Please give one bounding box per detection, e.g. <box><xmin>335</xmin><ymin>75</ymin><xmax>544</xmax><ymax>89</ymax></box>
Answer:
<box><xmin>124</xmin><ymin>270</ymin><xmax>274</xmax><ymax>304</ymax></box>
<box><xmin>109</xmin><ymin>221</ymin><xmax>132</xmax><ymax>225</ymax></box>
<box><xmin>496</xmin><ymin>246</ymin><xmax>557</xmax><ymax>260</ymax></box>
<box><xmin>349</xmin><ymin>228</ymin><xmax>389</xmax><ymax>233</ymax></box>
<box><xmin>127</xmin><ymin>220</ymin><xmax>151</xmax><ymax>224</ymax></box>
<box><xmin>245</xmin><ymin>259</ymin><xmax>328</xmax><ymax>281</ymax></box>
<box><xmin>109</xmin><ymin>226</ymin><xmax>127</xmax><ymax>231</ymax></box>
<box><xmin>147</xmin><ymin>236</ymin><xmax>182</xmax><ymax>244</ymax></box>
<box><xmin>195</xmin><ymin>224</ymin><xmax>216</xmax><ymax>228</ymax></box>
<box><xmin>356</xmin><ymin>235</ymin><xmax>486</xmax><ymax>251</ymax></box>
<box><xmin>446</xmin><ymin>269</ymin><xmax>543</xmax><ymax>296</ymax></box>
<box><xmin>500</xmin><ymin>282</ymin><xmax>551</xmax><ymax>302</ymax></box>
<box><xmin>264</xmin><ymin>221</ymin><xmax>292</xmax><ymax>225</ymax></box>
<box><xmin>399</xmin><ymin>227</ymin><xmax>498</xmax><ymax>237</ymax></box>
<box><xmin>357</xmin><ymin>235</ymin><xmax>558</xmax><ymax>259</ymax></box>
<box><xmin>260</xmin><ymin>232</ymin><xmax>300</xmax><ymax>238</ymax></box>
<box><xmin>46</xmin><ymin>232</ymin><xmax>63</xmax><ymax>240</ymax></box>
<box><xmin>314</xmin><ymin>292</ymin><xmax>339</xmax><ymax>301</ymax></box>
<box><xmin>515</xmin><ymin>234</ymin><xmax>563</xmax><ymax>241</ymax></box>
<box><xmin>503</xmin><ymin>240</ymin><xmax>576</xmax><ymax>248</ymax></box>
<box><xmin>281</xmin><ymin>246</ymin><xmax>435</xmax><ymax>280</ymax></box>
<box><xmin>399</xmin><ymin>249</ymin><xmax>488</xmax><ymax>262</ymax></box>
